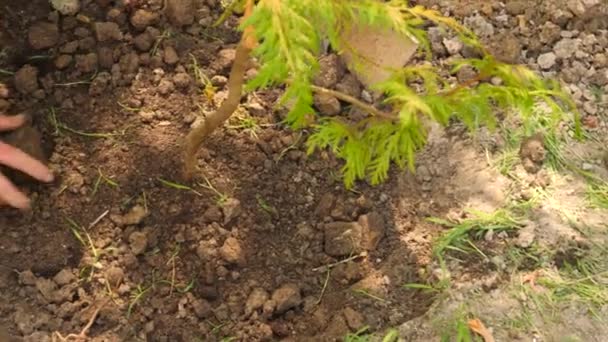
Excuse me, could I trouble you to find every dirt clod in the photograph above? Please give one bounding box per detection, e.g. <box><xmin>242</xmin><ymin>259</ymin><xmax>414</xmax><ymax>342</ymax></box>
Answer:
<box><xmin>519</xmin><ymin>133</ymin><xmax>546</xmax><ymax>174</ymax></box>
<box><xmin>14</xmin><ymin>65</ymin><xmax>39</xmax><ymax>94</ymax></box>
<box><xmin>246</xmin><ymin>288</ymin><xmax>270</xmax><ymax>316</ymax></box>
<box><xmin>128</xmin><ymin>231</ymin><xmax>148</xmax><ymax>255</ymax></box>
<box><xmin>130</xmin><ymin>9</ymin><xmax>159</xmax><ymax>31</ymax></box>
<box><xmin>271</xmin><ymin>283</ymin><xmax>301</xmax><ymax>315</ymax></box>
<box><xmin>165</xmin><ymin>0</ymin><xmax>195</xmax><ymax>27</ymax></box>
<box><xmin>219</xmin><ymin>237</ymin><xmax>244</xmax><ymax>265</ymax></box>
<box><xmin>28</xmin><ymin>22</ymin><xmax>59</xmax><ymax>50</ymax></box>
<box><xmin>94</xmin><ymin>22</ymin><xmax>123</xmax><ymax>42</ymax></box>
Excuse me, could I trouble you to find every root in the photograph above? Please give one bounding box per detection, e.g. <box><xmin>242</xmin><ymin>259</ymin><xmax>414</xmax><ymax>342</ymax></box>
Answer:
<box><xmin>52</xmin><ymin>298</ymin><xmax>110</xmax><ymax>342</ymax></box>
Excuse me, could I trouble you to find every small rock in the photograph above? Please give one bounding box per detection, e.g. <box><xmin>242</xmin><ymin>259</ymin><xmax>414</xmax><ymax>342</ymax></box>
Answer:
<box><xmin>246</xmin><ymin>288</ymin><xmax>270</xmax><ymax>316</ymax></box>
<box><xmin>313</xmin><ymin>54</ymin><xmax>344</xmax><ymax>88</ymax></box>
<box><xmin>14</xmin><ymin>65</ymin><xmax>39</xmax><ymax>94</ymax></box>
<box><xmin>315</xmin><ymin>193</ymin><xmax>335</xmax><ymax>217</ymax></box>
<box><xmin>196</xmin><ymin>241</ymin><xmax>217</xmax><ymax>260</ymax></box>
<box><xmin>158</xmin><ymin>79</ymin><xmax>175</xmax><ymax>95</ymax></box>
<box><xmin>191</xmin><ymin>298</ymin><xmax>212</xmax><ymax>318</ymax></box>
<box><xmin>51</xmin><ymin>0</ymin><xmax>80</xmax><ymax>15</ymax></box>
<box><xmin>335</xmin><ymin>74</ymin><xmax>362</xmax><ymax>98</ymax></box>
<box><xmin>98</xmin><ymin>47</ymin><xmax>114</xmax><ymax>69</ymax></box>
<box><xmin>53</xmin><ymin>269</ymin><xmax>75</xmax><ymax>286</ymax></box>
<box><xmin>122</xmin><ymin>205</ymin><xmax>148</xmax><ymax>226</ymax></box>
<box><xmin>505</xmin><ymin>1</ymin><xmax>527</xmax><ymax>15</ymax></box>
<box><xmin>165</xmin><ymin>0</ymin><xmax>195</xmax><ymax>27</ymax></box>
<box><xmin>271</xmin><ymin>283</ymin><xmax>301</xmax><ymax>314</ymax></box>
<box><xmin>358</xmin><ymin>212</ymin><xmax>385</xmax><ymax>251</ymax></box>
<box><xmin>173</xmin><ymin>73</ymin><xmax>191</xmax><ymax>88</ymax></box>
<box><xmin>554</xmin><ymin>38</ymin><xmax>580</xmax><ymax>59</ymax></box>
<box><xmin>54</xmin><ymin>55</ymin><xmax>73</xmax><ymax>70</ymax></box>
<box><xmin>105</xmin><ymin>266</ymin><xmax>124</xmax><ymax>287</ymax></box>
<box><xmin>219</xmin><ymin>237</ymin><xmax>244</xmax><ymax>265</ymax></box>
<box><xmin>211</xmin><ymin>49</ymin><xmax>235</xmax><ymax>71</ymax></box>
<box><xmin>537</xmin><ymin>52</ymin><xmax>557</xmax><ymax>69</ymax></box>
<box><xmin>163</xmin><ymin>46</ymin><xmax>180</xmax><ymax>65</ymax></box>
<box><xmin>75</xmin><ymin>53</ymin><xmax>98</xmax><ymax>73</ymax></box>
<box><xmin>427</xmin><ymin>27</ymin><xmax>447</xmax><ymax>56</ymax></box>
<box><xmin>463</xmin><ymin>14</ymin><xmax>494</xmax><ymax>38</ymax></box>
<box><xmin>222</xmin><ymin>198</ymin><xmax>241</xmax><ymax>225</ymax></box>
<box><xmin>343</xmin><ymin>307</ymin><xmax>364</xmax><ymax>330</ymax></box>
<box><xmin>130</xmin><ymin>9</ymin><xmax>160</xmax><ymax>31</ymax></box>
<box><xmin>540</xmin><ymin>22</ymin><xmax>562</xmax><ymax>44</ymax></box>
<box><xmin>94</xmin><ymin>22</ymin><xmax>122</xmax><ymax>42</ymax></box>
<box><xmin>28</xmin><ymin>22</ymin><xmax>60</xmax><ymax>50</ymax></box>
<box><xmin>314</xmin><ymin>93</ymin><xmax>341</xmax><ymax>116</ymax></box>
<box><xmin>324</xmin><ymin>221</ymin><xmax>362</xmax><ymax>257</ymax></box>
<box><xmin>211</xmin><ymin>75</ymin><xmax>228</xmax><ymax>87</ymax></box>
<box><xmin>35</xmin><ymin>278</ymin><xmax>57</xmax><ymax>302</ymax></box>
<box><xmin>134</xmin><ymin>32</ymin><xmax>154</xmax><ymax>52</ymax></box>
<box><xmin>516</xmin><ymin>222</ymin><xmax>536</xmax><ymax>248</ymax></box>
<box><xmin>520</xmin><ymin>133</ymin><xmax>546</xmax><ymax>174</ymax></box>
<box><xmin>19</xmin><ymin>270</ymin><xmax>37</xmax><ymax>286</ymax></box>
<box><xmin>89</xmin><ymin>72</ymin><xmax>112</xmax><ymax>96</ymax></box>
<box><xmin>442</xmin><ymin>37</ymin><xmax>463</xmax><ymax>55</ymax></box>
<box><xmin>488</xmin><ymin>32</ymin><xmax>521</xmax><ymax>64</ymax></box>
<box><xmin>203</xmin><ymin>206</ymin><xmax>223</xmax><ymax>223</ymax></box>
<box><xmin>129</xmin><ymin>231</ymin><xmax>148</xmax><ymax>255</ymax></box>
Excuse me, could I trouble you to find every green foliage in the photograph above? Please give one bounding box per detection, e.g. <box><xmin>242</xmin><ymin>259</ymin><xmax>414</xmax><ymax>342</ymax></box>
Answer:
<box><xmin>240</xmin><ymin>0</ymin><xmax>580</xmax><ymax>188</ymax></box>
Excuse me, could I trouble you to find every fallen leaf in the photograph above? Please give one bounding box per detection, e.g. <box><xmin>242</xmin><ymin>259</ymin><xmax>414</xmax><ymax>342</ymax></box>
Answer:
<box><xmin>468</xmin><ymin>318</ymin><xmax>495</xmax><ymax>342</ymax></box>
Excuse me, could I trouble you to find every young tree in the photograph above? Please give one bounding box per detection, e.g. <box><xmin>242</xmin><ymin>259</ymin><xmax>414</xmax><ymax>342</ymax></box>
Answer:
<box><xmin>183</xmin><ymin>0</ymin><xmax>580</xmax><ymax>188</ymax></box>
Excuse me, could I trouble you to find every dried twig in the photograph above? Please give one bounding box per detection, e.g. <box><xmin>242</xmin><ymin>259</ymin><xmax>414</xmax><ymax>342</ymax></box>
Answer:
<box><xmin>52</xmin><ymin>298</ymin><xmax>110</xmax><ymax>341</ymax></box>
<box><xmin>312</xmin><ymin>251</ymin><xmax>367</xmax><ymax>272</ymax></box>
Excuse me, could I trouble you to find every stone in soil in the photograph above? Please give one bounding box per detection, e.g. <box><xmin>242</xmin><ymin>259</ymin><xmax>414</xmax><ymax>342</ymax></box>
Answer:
<box><xmin>52</xmin><ymin>269</ymin><xmax>75</xmax><ymax>286</ymax></box>
<box><xmin>191</xmin><ymin>298</ymin><xmax>213</xmax><ymax>318</ymax></box>
<box><xmin>129</xmin><ymin>231</ymin><xmax>148</xmax><ymax>255</ymax></box>
<box><xmin>165</xmin><ymin>0</ymin><xmax>195</xmax><ymax>27</ymax></box>
<box><xmin>343</xmin><ymin>307</ymin><xmax>365</xmax><ymax>330</ymax></box>
<box><xmin>271</xmin><ymin>283</ymin><xmax>302</xmax><ymax>315</ymax></box>
<box><xmin>246</xmin><ymin>288</ymin><xmax>270</xmax><ymax>316</ymax></box>
<box><xmin>538</xmin><ymin>52</ymin><xmax>557</xmax><ymax>69</ymax></box>
<box><xmin>222</xmin><ymin>198</ymin><xmax>242</xmax><ymax>225</ymax></box>
<box><xmin>14</xmin><ymin>65</ymin><xmax>39</xmax><ymax>94</ymax></box>
<box><xmin>105</xmin><ymin>266</ymin><xmax>125</xmax><ymax>287</ymax></box>
<box><xmin>519</xmin><ymin>133</ymin><xmax>546</xmax><ymax>174</ymax></box>
<box><xmin>94</xmin><ymin>22</ymin><xmax>123</xmax><ymax>42</ymax></box>
<box><xmin>219</xmin><ymin>237</ymin><xmax>244</xmax><ymax>265</ymax></box>
<box><xmin>163</xmin><ymin>46</ymin><xmax>180</xmax><ymax>65</ymax></box>
<box><xmin>324</xmin><ymin>221</ymin><xmax>363</xmax><ymax>257</ymax></box>
<box><xmin>357</xmin><ymin>212</ymin><xmax>386</xmax><ymax>251</ymax></box>
<box><xmin>130</xmin><ymin>9</ymin><xmax>160</xmax><ymax>31</ymax></box>
<box><xmin>313</xmin><ymin>54</ymin><xmax>344</xmax><ymax>89</ymax></box>
<box><xmin>28</xmin><ymin>22</ymin><xmax>59</xmax><ymax>50</ymax></box>
<box><xmin>314</xmin><ymin>93</ymin><xmax>341</xmax><ymax>116</ymax></box>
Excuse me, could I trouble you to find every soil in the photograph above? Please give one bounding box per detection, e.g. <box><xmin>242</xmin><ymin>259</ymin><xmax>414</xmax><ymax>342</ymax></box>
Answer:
<box><xmin>0</xmin><ymin>0</ymin><xmax>606</xmax><ymax>341</ymax></box>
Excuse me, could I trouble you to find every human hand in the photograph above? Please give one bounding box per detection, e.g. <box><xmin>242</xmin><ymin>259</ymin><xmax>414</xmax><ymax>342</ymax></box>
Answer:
<box><xmin>0</xmin><ymin>114</ymin><xmax>54</xmax><ymax>209</ymax></box>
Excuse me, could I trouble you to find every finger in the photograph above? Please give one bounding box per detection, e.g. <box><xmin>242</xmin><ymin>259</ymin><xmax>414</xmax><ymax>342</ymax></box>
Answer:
<box><xmin>0</xmin><ymin>114</ymin><xmax>25</xmax><ymax>131</ymax></box>
<box><xmin>0</xmin><ymin>172</ymin><xmax>30</xmax><ymax>209</ymax></box>
<box><xmin>0</xmin><ymin>142</ymin><xmax>53</xmax><ymax>182</ymax></box>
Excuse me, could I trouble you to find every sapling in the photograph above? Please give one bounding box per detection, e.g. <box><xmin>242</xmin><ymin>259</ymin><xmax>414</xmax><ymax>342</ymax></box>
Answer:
<box><xmin>183</xmin><ymin>0</ymin><xmax>580</xmax><ymax>188</ymax></box>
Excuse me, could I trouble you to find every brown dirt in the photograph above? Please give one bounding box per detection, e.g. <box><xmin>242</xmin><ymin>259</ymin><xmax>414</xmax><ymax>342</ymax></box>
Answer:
<box><xmin>1</xmin><ymin>0</ymin><xmax>606</xmax><ymax>341</ymax></box>
<box><xmin>0</xmin><ymin>1</ymin><xmax>458</xmax><ymax>341</ymax></box>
